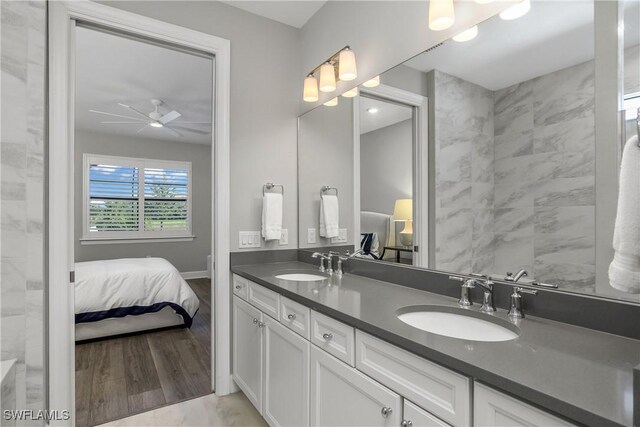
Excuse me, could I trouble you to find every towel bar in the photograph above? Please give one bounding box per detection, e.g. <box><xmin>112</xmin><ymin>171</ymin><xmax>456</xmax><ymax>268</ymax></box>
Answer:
<box><xmin>320</xmin><ymin>186</ymin><xmax>338</xmax><ymax>196</ymax></box>
<box><xmin>263</xmin><ymin>182</ymin><xmax>284</xmax><ymax>196</ymax></box>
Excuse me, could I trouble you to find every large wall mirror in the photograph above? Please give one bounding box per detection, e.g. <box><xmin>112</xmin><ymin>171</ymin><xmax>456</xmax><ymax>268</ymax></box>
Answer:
<box><xmin>298</xmin><ymin>0</ymin><xmax>640</xmax><ymax>302</ymax></box>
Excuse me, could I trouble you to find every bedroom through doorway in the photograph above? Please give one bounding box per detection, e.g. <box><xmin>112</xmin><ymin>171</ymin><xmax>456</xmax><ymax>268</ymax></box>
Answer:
<box><xmin>72</xmin><ymin>24</ymin><xmax>214</xmax><ymax>426</ymax></box>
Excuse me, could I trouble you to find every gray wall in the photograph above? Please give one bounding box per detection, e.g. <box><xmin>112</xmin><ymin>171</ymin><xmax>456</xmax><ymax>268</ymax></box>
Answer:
<box><xmin>74</xmin><ymin>130</ymin><xmax>212</xmax><ymax>272</ymax></box>
<box><xmin>432</xmin><ymin>70</ymin><xmax>495</xmax><ymax>275</ymax></box>
<box><xmin>0</xmin><ymin>0</ymin><xmax>46</xmax><ymax>417</ymax></box>
<box><xmin>104</xmin><ymin>1</ymin><xmax>300</xmax><ymax>252</ymax></box>
<box><xmin>360</xmin><ymin>119</ymin><xmax>413</xmax><ymax>215</ymax></box>
<box><xmin>298</xmin><ymin>100</ymin><xmax>354</xmax><ymax>248</ymax></box>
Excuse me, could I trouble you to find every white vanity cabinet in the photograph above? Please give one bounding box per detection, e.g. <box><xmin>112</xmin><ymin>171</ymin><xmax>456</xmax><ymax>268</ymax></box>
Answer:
<box><xmin>263</xmin><ymin>317</ymin><xmax>310</xmax><ymax>427</ymax></box>
<box><xmin>232</xmin><ymin>296</ymin><xmax>264</xmax><ymax>412</ymax></box>
<box><xmin>310</xmin><ymin>345</ymin><xmax>402</xmax><ymax>427</ymax></box>
<box><xmin>474</xmin><ymin>383</ymin><xmax>577</xmax><ymax>427</ymax></box>
<box><xmin>403</xmin><ymin>400</ymin><xmax>452</xmax><ymax>427</ymax></box>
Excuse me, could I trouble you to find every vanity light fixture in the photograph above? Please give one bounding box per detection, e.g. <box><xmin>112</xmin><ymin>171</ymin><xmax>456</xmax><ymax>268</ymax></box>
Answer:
<box><xmin>474</xmin><ymin>0</ymin><xmax>494</xmax><ymax>3</ymax></box>
<box><xmin>362</xmin><ymin>75</ymin><xmax>380</xmax><ymax>88</ymax></box>
<box><xmin>499</xmin><ymin>0</ymin><xmax>531</xmax><ymax>20</ymax></box>
<box><xmin>303</xmin><ymin>46</ymin><xmax>358</xmax><ymax>102</ymax></box>
<box><xmin>319</xmin><ymin>62</ymin><xmax>337</xmax><ymax>93</ymax></box>
<box><xmin>303</xmin><ymin>74</ymin><xmax>319</xmax><ymax>102</ymax></box>
<box><xmin>453</xmin><ymin>25</ymin><xmax>478</xmax><ymax>42</ymax></box>
<box><xmin>338</xmin><ymin>48</ymin><xmax>357</xmax><ymax>81</ymax></box>
<box><xmin>367</xmin><ymin>107</ymin><xmax>379</xmax><ymax>114</ymax></box>
<box><xmin>324</xmin><ymin>97</ymin><xmax>338</xmax><ymax>107</ymax></box>
<box><xmin>428</xmin><ymin>0</ymin><xmax>455</xmax><ymax>31</ymax></box>
<box><xmin>342</xmin><ymin>87</ymin><xmax>358</xmax><ymax>98</ymax></box>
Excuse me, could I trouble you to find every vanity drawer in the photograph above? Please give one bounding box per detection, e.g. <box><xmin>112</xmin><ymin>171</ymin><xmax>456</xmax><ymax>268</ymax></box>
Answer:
<box><xmin>404</xmin><ymin>400</ymin><xmax>452</xmax><ymax>427</ymax></box>
<box><xmin>279</xmin><ymin>296</ymin><xmax>311</xmax><ymax>339</ymax></box>
<box><xmin>247</xmin><ymin>281</ymin><xmax>279</xmax><ymax>320</ymax></box>
<box><xmin>356</xmin><ymin>331</ymin><xmax>470</xmax><ymax>426</ymax></box>
<box><xmin>474</xmin><ymin>383</ymin><xmax>576</xmax><ymax>427</ymax></box>
<box><xmin>232</xmin><ymin>274</ymin><xmax>248</xmax><ymax>300</ymax></box>
<box><xmin>310</xmin><ymin>310</ymin><xmax>355</xmax><ymax>366</ymax></box>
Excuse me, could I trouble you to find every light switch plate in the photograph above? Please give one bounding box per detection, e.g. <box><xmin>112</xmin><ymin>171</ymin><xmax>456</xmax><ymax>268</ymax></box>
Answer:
<box><xmin>279</xmin><ymin>229</ymin><xmax>288</xmax><ymax>246</ymax></box>
<box><xmin>331</xmin><ymin>228</ymin><xmax>348</xmax><ymax>244</ymax></box>
<box><xmin>239</xmin><ymin>231</ymin><xmax>261</xmax><ymax>249</ymax></box>
<box><xmin>307</xmin><ymin>228</ymin><xmax>317</xmax><ymax>244</ymax></box>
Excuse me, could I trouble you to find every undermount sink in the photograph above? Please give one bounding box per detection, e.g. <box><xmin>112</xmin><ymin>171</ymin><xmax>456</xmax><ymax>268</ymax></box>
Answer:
<box><xmin>397</xmin><ymin>306</ymin><xmax>520</xmax><ymax>342</ymax></box>
<box><xmin>274</xmin><ymin>273</ymin><xmax>328</xmax><ymax>282</ymax></box>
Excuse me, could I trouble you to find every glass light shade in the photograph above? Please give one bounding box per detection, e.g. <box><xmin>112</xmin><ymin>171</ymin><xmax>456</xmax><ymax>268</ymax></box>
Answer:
<box><xmin>319</xmin><ymin>62</ymin><xmax>337</xmax><ymax>92</ymax></box>
<box><xmin>474</xmin><ymin>0</ymin><xmax>494</xmax><ymax>3</ymax></box>
<box><xmin>393</xmin><ymin>199</ymin><xmax>413</xmax><ymax>221</ymax></box>
<box><xmin>499</xmin><ymin>0</ymin><xmax>531</xmax><ymax>20</ymax></box>
<box><xmin>303</xmin><ymin>75</ymin><xmax>319</xmax><ymax>102</ymax></box>
<box><xmin>453</xmin><ymin>25</ymin><xmax>478</xmax><ymax>42</ymax></box>
<box><xmin>428</xmin><ymin>0</ymin><xmax>455</xmax><ymax>31</ymax></box>
<box><xmin>342</xmin><ymin>87</ymin><xmax>358</xmax><ymax>98</ymax></box>
<box><xmin>362</xmin><ymin>75</ymin><xmax>380</xmax><ymax>88</ymax></box>
<box><xmin>323</xmin><ymin>97</ymin><xmax>338</xmax><ymax>107</ymax></box>
<box><xmin>150</xmin><ymin>122</ymin><xmax>163</xmax><ymax>128</ymax></box>
<box><xmin>338</xmin><ymin>49</ymin><xmax>357</xmax><ymax>81</ymax></box>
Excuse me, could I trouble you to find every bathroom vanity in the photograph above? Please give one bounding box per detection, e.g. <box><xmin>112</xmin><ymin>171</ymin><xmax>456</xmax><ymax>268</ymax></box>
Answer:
<box><xmin>230</xmin><ymin>261</ymin><xmax>640</xmax><ymax>427</ymax></box>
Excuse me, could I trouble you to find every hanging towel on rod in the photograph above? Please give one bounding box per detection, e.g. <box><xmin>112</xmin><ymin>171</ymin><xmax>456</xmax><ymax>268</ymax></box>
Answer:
<box><xmin>320</xmin><ymin>194</ymin><xmax>339</xmax><ymax>239</ymax></box>
<box><xmin>609</xmin><ymin>135</ymin><xmax>640</xmax><ymax>293</ymax></box>
<box><xmin>262</xmin><ymin>192</ymin><xmax>283</xmax><ymax>241</ymax></box>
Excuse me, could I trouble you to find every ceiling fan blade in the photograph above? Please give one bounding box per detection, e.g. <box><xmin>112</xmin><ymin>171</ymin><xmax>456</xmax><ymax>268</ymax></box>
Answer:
<box><xmin>162</xmin><ymin>126</ymin><xmax>182</xmax><ymax>138</ymax></box>
<box><xmin>171</xmin><ymin>121</ymin><xmax>211</xmax><ymax>124</ymax></box>
<box><xmin>160</xmin><ymin>110</ymin><xmax>181</xmax><ymax>125</ymax></box>
<box><xmin>118</xmin><ymin>103</ymin><xmax>152</xmax><ymax>121</ymax></box>
<box><xmin>101</xmin><ymin>121</ymin><xmax>148</xmax><ymax>124</ymax></box>
<box><xmin>89</xmin><ymin>110</ymin><xmax>146</xmax><ymax>121</ymax></box>
<box><xmin>136</xmin><ymin>124</ymin><xmax>150</xmax><ymax>134</ymax></box>
<box><xmin>169</xmin><ymin>125</ymin><xmax>211</xmax><ymax>135</ymax></box>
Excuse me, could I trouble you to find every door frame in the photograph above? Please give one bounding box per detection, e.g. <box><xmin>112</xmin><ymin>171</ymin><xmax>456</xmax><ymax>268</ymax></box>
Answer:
<box><xmin>48</xmin><ymin>1</ymin><xmax>232</xmax><ymax>424</ymax></box>
<box><xmin>354</xmin><ymin>84</ymin><xmax>429</xmax><ymax>267</ymax></box>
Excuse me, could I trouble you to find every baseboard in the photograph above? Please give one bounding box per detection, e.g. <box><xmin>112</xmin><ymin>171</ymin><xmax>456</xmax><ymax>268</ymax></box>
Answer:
<box><xmin>181</xmin><ymin>270</ymin><xmax>209</xmax><ymax>280</ymax></box>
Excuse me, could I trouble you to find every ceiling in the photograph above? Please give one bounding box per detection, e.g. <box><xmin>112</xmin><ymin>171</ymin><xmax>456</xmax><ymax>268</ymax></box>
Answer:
<box><xmin>219</xmin><ymin>1</ymin><xmax>326</xmax><ymax>28</ymax></box>
<box><xmin>404</xmin><ymin>0</ymin><xmax>640</xmax><ymax>91</ymax></box>
<box><xmin>359</xmin><ymin>97</ymin><xmax>413</xmax><ymax>135</ymax></box>
<box><xmin>75</xmin><ymin>26</ymin><xmax>213</xmax><ymax>145</ymax></box>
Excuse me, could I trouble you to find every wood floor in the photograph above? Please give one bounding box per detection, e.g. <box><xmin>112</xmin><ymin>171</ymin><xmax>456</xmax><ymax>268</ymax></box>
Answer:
<box><xmin>75</xmin><ymin>278</ymin><xmax>212</xmax><ymax>427</ymax></box>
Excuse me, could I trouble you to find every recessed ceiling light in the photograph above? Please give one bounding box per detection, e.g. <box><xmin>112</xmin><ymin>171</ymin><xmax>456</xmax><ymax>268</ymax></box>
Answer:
<box><xmin>367</xmin><ymin>107</ymin><xmax>379</xmax><ymax>114</ymax></box>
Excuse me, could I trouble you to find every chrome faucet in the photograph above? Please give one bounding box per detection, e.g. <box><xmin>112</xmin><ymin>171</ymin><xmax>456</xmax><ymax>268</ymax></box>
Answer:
<box><xmin>505</xmin><ymin>269</ymin><xmax>528</xmax><ymax>283</ymax></box>
<box><xmin>311</xmin><ymin>252</ymin><xmax>332</xmax><ymax>273</ymax></box>
<box><xmin>335</xmin><ymin>255</ymin><xmax>349</xmax><ymax>277</ymax></box>
<box><xmin>449</xmin><ymin>274</ymin><xmax>496</xmax><ymax>313</ymax></box>
<box><xmin>508</xmin><ymin>287</ymin><xmax>538</xmax><ymax>319</ymax></box>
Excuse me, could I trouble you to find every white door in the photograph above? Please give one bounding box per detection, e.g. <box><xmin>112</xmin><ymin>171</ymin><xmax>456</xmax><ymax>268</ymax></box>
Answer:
<box><xmin>403</xmin><ymin>400</ymin><xmax>451</xmax><ymax>427</ymax></box>
<box><xmin>232</xmin><ymin>296</ymin><xmax>263</xmax><ymax>413</ymax></box>
<box><xmin>310</xmin><ymin>345</ymin><xmax>401</xmax><ymax>427</ymax></box>
<box><xmin>263</xmin><ymin>318</ymin><xmax>310</xmax><ymax>427</ymax></box>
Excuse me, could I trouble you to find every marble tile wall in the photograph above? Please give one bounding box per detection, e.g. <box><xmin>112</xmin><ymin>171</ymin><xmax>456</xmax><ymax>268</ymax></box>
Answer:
<box><xmin>433</xmin><ymin>70</ymin><xmax>495</xmax><ymax>274</ymax></box>
<box><xmin>1</xmin><ymin>0</ymin><xmax>47</xmax><ymax>421</ymax></box>
<box><xmin>493</xmin><ymin>60</ymin><xmax>596</xmax><ymax>291</ymax></box>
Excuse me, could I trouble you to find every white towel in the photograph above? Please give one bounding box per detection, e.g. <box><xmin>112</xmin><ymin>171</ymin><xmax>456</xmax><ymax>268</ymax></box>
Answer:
<box><xmin>319</xmin><ymin>194</ymin><xmax>339</xmax><ymax>238</ymax></box>
<box><xmin>261</xmin><ymin>193</ymin><xmax>283</xmax><ymax>241</ymax></box>
<box><xmin>609</xmin><ymin>135</ymin><xmax>640</xmax><ymax>293</ymax></box>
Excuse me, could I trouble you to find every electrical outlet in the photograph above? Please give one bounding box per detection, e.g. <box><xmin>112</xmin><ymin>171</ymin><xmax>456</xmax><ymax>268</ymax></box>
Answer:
<box><xmin>331</xmin><ymin>228</ymin><xmax>348</xmax><ymax>244</ymax></box>
<box><xmin>239</xmin><ymin>231</ymin><xmax>261</xmax><ymax>249</ymax></box>
<box><xmin>279</xmin><ymin>229</ymin><xmax>289</xmax><ymax>246</ymax></box>
<box><xmin>307</xmin><ymin>228</ymin><xmax>317</xmax><ymax>244</ymax></box>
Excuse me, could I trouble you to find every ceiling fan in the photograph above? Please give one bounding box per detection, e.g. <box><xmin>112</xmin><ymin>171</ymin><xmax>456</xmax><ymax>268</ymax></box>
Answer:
<box><xmin>89</xmin><ymin>99</ymin><xmax>211</xmax><ymax>137</ymax></box>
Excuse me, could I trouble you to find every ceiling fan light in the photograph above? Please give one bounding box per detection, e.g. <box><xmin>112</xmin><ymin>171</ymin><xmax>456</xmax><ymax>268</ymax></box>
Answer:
<box><xmin>150</xmin><ymin>122</ymin><xmax>163</xmax><ymax>128</ymax></box>
<box><xmin>319</xmin><ymin>62</ymin><xmax>337</xmax><ymax>93</ymax></box>
<box><xmin>338</xmin><ymin>48</ymin><xmax>357</xmax><ymax>81</ymax></box>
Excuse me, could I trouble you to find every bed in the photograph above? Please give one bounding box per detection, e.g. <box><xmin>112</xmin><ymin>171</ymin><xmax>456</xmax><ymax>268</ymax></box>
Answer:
<box><xmin>74</xmin><ymin>257</ymin><xmax>200</xmax><ymax>341</ymax></box>
<box><xmin>359</xmin><ymin>211</ymin><xmax>395</xmax><ymax>259</ymax></box>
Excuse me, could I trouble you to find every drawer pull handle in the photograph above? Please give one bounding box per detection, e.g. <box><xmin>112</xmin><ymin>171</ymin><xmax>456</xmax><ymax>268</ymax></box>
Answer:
<box><xmin>322</xmin><ymin>333</ymin><xmax>333</xmax><ymax>340</ymax></box>
<box><xmin>287</xmin><ymin>314</ymin><xmax>296</xmax><ymax>321</ymax></box>
<box><xmin>381</xmin><ymin>407</ymin><xmax>393</xmax><ymax>418</ymax></box>
<box><xmin>252</xmin><ymin>318</ymin><xmax>259</xmax><ymax>324</ymax></box>
<box><xmin>257</xmin><ymin>321</ymin><xmax>266</xmax><ymax>328</ymax></box>
<box><xmin>235</xmin><ymin>285</ymin><xmax>242</xmax><ymax>290</ymax></box>
<box><xmin>401</xmin><ymin>421</ymin><xmax>412</xmax><ymax>427</ymax></box>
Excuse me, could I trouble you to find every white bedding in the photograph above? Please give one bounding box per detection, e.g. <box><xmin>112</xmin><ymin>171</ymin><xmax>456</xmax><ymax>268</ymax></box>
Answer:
<box><xmin>75</xmin><ymin>257</ymin><xmax>200</xmax><ymax>327</ymax></box>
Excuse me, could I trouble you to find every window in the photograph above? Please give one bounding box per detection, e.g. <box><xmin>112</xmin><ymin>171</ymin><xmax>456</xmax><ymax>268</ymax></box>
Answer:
<box><xmin>83</xmin><ymin>154</ymin><xmax>192</xmax><ymax>241</ymax></box>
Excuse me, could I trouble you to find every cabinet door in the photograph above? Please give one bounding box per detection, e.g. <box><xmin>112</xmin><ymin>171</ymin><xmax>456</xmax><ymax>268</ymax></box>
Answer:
<box><xmin>474</xmin><ymin>384</ymin><xmax>576</xmax><ymax>427</ymax></box>
<box><xmin>403</xmin><ymin>400</ymin><xmax>452</xmax><ymax>427</ymax></box>
<box><xmin>232</xmin><ymin>296</ymin><xmax>264</xmax><ymax>413</ymax></box>
<box><xmin>263</xmin><ymin>318</ymin><xmax>310</xmax><ymax>427</ymax></box>
<box><xmin>310</xmin><ymin>346</ymin><xmax>401</xmax><ymax>427</ymax></box>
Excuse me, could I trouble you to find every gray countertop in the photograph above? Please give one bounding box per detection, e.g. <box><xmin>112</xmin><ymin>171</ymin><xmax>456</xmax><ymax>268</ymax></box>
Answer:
<box><xmin>231</xmin><ymin>261</ymin><xmax>640</xmax><ymax>427</ymax></box>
